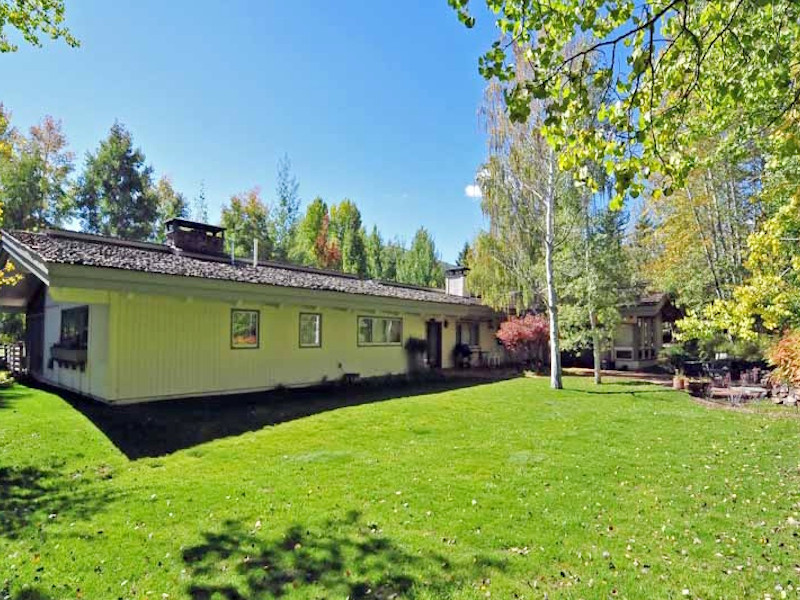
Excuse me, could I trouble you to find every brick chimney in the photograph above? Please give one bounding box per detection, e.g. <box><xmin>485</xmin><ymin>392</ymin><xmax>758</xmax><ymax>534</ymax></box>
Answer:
<box><xmin>445</xmin><ymin>266</ymin><xmax>470</xmax><ymax>297</ymax></box>
<box><xmin>165</xmin><ymin>219</ymin><xmax>226</xmax><ymax>256</ymax></box>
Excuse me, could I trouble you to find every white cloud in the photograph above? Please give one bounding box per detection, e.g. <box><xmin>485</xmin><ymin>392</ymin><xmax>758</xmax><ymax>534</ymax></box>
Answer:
<box><xmin>464</xmin><ymin>183</ymin><xmax>482</xmax><ymax>199</ymax></box>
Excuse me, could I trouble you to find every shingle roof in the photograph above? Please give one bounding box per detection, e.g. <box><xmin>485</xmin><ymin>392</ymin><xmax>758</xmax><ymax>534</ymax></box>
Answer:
<box><xmin>4</xmin><ymin>229</ymin><xmax>483</xmax><ymax>307</ymax></box>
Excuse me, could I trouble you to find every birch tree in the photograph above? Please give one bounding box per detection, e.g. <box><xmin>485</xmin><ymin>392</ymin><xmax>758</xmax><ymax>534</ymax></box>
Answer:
<box><xmin>471</xmin><ymin>81</ymin><xmax>571</xmax><ymax>389</ymax></box>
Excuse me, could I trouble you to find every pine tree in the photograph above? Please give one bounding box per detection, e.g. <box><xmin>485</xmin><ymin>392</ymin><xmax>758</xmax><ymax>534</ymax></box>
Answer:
<box><xmin>73</xmin><ymin>122</ymin><xmax>158</xmax><ymax>240</ymax></box>
<box><xmin>272</xmin><ymin>154</ymin><xmax>300</xmax><ymax>260</ymax></box>
<box><xmin>456</xmin><ymin>242</ymin><xmax>471</xmax><ymax>267</ymax></box>
<box><xmin>193</xmin><ymin>181</ymin><xmax>209</xmax><ymax>223</ymax></box>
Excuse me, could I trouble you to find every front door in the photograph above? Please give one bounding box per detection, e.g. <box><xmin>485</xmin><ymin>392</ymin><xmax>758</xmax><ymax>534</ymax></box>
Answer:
<box><xmin>426</xmin><ymin>320</ymin><xmax>442</xmax><ymax>369</ymax></box>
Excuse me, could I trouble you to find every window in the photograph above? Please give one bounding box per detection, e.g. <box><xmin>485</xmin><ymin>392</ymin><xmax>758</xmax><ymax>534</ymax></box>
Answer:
<box><xmin>231</xmin><ymin>309</ymin><xmax>259</xmax><ymax>349</ymax></box>
<box><xmin>457</xmin><ymin>321</ymin><xmax>481</xmax><ymax>346</ymax></box>
<box><xmin>299</xmin><ymin>313</ymin><xmax>321</xmax><ymax>348</ymax></box>
<box><xmin>357</xmin><ymin>316</ymin><xmax>402</xmax><ymax>346</ymax></box>
<box><xmin>60</xmin><ymin>306</ymin><xmax>89</xmax><ymax>349</ymax></box>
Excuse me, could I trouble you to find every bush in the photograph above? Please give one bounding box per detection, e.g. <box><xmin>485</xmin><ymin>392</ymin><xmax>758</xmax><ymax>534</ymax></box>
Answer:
<box><xmin>660</xmin><ymin>344</ymin><xmax>691</xmax><ymax>374</ymax></box>
<box><xmin>0</xmin><ymin>371</ymin><xmax>15</xmax><ymax>389</ymax></box>
<box><xmin>767</xmin><ymin>331</ymin><xmax>800</xmax><ymax>387</ymax></box>
<box><xmin>404</xmin><ymin>337</ymin><xmax>428</xmax><ymax>355</ymax></box>
<box><xmin>496</xmin><ymin>314</ymin><xmax>548</xmax><ymax>367</ymax></box>
<box><xmin>452</xmin><ymin>343</ymin><xmax>473</xmax><ymax>368</ymax></box>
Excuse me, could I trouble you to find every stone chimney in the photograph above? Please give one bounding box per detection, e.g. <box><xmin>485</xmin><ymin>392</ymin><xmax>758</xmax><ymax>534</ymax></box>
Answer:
<box><xmin>165</xmin><ymin>219</ymin><xmax>226</xmax><ymax>256</ymax></box>
<box><xmin>445</xmin><ymin>266</ymin><xmax>470</xmax><ymax>297</ymax></box>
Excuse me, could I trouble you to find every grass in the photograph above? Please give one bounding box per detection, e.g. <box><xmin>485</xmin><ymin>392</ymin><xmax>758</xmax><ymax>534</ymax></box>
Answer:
<box><xmin>1</xmin><ymin>376</ymin><xmax>799</xmax><ymax>600</ymax></box>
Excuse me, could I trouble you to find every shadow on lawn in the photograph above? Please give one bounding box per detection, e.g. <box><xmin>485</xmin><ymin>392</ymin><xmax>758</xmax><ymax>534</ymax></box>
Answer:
<box><xmin>0</xmin><ymin>462</ymin><xmax>117</xmax><ymax>540</ymax></box>
<box><xmin>27</xmin><ymin>374</ymin><xmax>512</xmax><ymax>460</ymax></box>
<box><xmin>0</xmin><ymin>587</ymin><xmax>56</xmax><ymax>600</ymax></box>
<box><xmin>0</xmin><ymin>386</ymin><xmax>37</xmax><ymax>410</ymax></box>
<box><xmin>183</xmin><ymin>510</ymin><xmax>504</xmax><ymax>599</ymax></box>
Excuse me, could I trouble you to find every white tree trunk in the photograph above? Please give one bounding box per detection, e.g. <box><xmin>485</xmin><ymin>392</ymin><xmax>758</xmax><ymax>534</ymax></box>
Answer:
<box><xmin>544</xmin><ymin>151</ymin><xmax>563</xmax><ymax>390</ymax></box>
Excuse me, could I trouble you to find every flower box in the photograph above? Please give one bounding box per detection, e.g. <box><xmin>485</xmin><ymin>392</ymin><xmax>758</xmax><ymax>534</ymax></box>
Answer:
<box><xmin>51</xmin><ymin>345</ymin><xmax>87</xmax><ymax>371</ymax></box>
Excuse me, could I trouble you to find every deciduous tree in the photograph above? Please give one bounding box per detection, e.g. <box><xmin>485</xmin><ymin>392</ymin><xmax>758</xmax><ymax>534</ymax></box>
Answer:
<box><xmin>330</xmin><ymin>199</ymin><xmax>367</xmax><ymax>276</ymax></box>
<box><xmin>451</xmin><ymin>0</ymin><xmax>800</xmax><ymax>206</ymax></box>
<box><xmin>220</xmin><ymin>188</ymin><xmax>272</xmax><ymax>260</ymax></box>
<box><xmin>365</xmin><ymin>225</ymin><xmax>384</xmax><ymax>279</ymax></box>
<box><xmin>154</xmin><ymin>176</ymin><xmax>189</xmax><ymax>242</ymax></box>
<box><xmin>0</xmin><ymin>0</ymin><xmax>78</xmax><ymax>52</ymax></box>
<box><xmin>0</xmin><ymin>114</ymin><xmax>73</xmax><ymax>230</ymax></box>
<box><xmin>397</xmin><ymin>227</ymin><xmax>444</xmax><ymax>288</ymax></box>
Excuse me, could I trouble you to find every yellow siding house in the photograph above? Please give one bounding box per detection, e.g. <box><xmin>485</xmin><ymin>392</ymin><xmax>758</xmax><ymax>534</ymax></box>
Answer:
<box><xmin>0</xmin><ymin>221</ymin><xmax>499</xmax><ymax>404</ymax></box>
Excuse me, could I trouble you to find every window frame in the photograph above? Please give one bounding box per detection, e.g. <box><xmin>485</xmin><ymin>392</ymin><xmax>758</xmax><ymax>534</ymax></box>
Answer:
<box><xmin>457</xmin><ymin>320</ymin><xmax>481</xmax><ymax>347</ymax></box>
<box><xmin>230</xmin><ymin>309</ymin><xmax>260</xmax><ymax>350</ymax></box>
<box><xmin>298</xmin><ymin>312</ymin><xmax>322</xmax><ymax>348</ymax></box>
<box><xmin>59</xmin><ymin>306</ymin><xmax>89</xmax><ymax>350</ymax></box>
<box><xmin>357</xmin><ymin>315</ymin><xmax>403</xmax><ymax>347</ymax></box>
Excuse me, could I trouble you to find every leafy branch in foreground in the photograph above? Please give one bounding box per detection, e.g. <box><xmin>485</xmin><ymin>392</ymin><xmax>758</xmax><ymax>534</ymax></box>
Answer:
<box><xmin>0</xmin><ymin>0</ymin><xmax>78</xmax><ymax>52</ymax></box>
<box><xmin>450</xmin><ymin>0</ymin><xmax>800</xmax><ymax>205</ymax></box>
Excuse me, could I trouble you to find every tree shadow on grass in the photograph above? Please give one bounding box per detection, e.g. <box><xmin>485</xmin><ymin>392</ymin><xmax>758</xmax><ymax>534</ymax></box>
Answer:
<box><xmin>28</xmin><ymin>373</ymin><xmax>513</xmax><ymax>460</ymax></box>
<box><xmin>0</xmin><ymin>464</ymin><xmax>117</xmax><ymax>540</ymax></box>
<box><xmin>183</xmin><ymin>511</ymin><xmax>505</xmax><ymax>599</ymax></box>
<box><xmin>0</xmin><ymin>385</ymin><xmax>38</xmax><ymax>409</ymax></box>
<box><xmin>575</xmin><ymin>388</ymin><xmax>680</xmax><ymax>396</ymax></box>
<box><xmin>0</xmin><ymin>586</ymin><xmax>56</xmax><ymax>600</ymax></box>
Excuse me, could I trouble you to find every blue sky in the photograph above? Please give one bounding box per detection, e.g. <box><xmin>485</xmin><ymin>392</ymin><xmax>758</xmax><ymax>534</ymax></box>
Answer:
<box><xmin>0</xmin><ymin>1</ymin><xmax>498</xmax><ymax>262</ymax></box>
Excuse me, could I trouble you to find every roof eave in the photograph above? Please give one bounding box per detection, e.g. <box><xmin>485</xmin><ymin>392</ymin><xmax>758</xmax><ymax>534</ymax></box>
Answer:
<box><xmin>1</xmin><ymin>231</ymin><xmax>50</xmax><ymax>286</ymax></box>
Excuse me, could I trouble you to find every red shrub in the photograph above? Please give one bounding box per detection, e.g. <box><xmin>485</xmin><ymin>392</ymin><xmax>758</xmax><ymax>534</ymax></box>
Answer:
<box><xmin>496</xmin><ymin>314</ymin><xmax>549</xmax><ymax>367</ymax></box>
<box><xmin>768</xmin><ymin>330</ymin><xmax>800</xmax><ymax>387</ymax></box>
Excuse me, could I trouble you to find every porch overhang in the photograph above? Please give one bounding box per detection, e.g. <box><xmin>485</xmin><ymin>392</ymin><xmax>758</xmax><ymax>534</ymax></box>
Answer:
<box><xmin>0</xmin><ymin>234</ymin><xmax>50</xmax><ymax>312</ymax></box>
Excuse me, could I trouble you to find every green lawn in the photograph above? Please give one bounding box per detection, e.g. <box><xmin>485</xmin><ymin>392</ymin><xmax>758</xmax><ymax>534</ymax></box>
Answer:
<box><xmin>1</xmin><ymin>377</ymin><xmax>799</xmax><ymax>600</ymax></box>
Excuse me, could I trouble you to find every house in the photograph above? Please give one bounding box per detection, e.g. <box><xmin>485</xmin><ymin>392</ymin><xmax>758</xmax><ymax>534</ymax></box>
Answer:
<box><xmin>0</xmin><ymin>220</ymin><xmax>500</xmax><ymax>404</ymax></box>
<box><xmin>608</xmin><ymin>292</ymin><xmax>676</xmax><ymax>370</ymax></box>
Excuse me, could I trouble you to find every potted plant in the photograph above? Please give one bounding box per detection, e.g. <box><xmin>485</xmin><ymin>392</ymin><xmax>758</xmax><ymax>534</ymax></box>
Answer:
<box><xmin>453</xmin><ymin>343</ymin><xmax>473</xmax><ymax>369</ymax></box>
<box><xmin>662</xmin><ymin>344</ymin><xmax>689</xmax><ymax>390</ymax></box>
<box><xmin>404</xmin><ymin>337</ymin><xmax>428</xmax><ymax>373</ymax></box>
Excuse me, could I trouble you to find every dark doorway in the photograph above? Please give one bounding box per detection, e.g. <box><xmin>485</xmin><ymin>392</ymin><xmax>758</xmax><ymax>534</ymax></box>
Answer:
<box><xmin>25</xmin><ymin>313</ymin><xmax>44</xmax><ymax>375</ymax></box>
<box><xmin>24</xmin><ymin>285</ymin><xmax>46</xmax><ymax>376</ymax></box>
<box><xmin>426</xmin><ymin>320</ymin><xmax>442</xmax><ymax>368</ymax></box>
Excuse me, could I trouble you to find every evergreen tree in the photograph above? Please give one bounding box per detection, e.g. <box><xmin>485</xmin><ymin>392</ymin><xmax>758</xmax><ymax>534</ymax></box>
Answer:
<box><xmin>456</xmin><ymin>242</ymin><xmax>471</xmax><ymax>267</ymax></box>
<box><xmin>272</xmin><ymin>154</ymin><xmax>300</xmax><ymax>260</ymax></box>
<box><xmin>397</xmin><ymin>227</ymin><xmax>444</xmax><ymax>288</ymax></box>
<box><xmin>192</xmin><ymin>180</ymin><xmax>209</xmax><ymax>223</ymax></box>
<box><xmin>73</xmin><ymin>122</ymin><xmax>158</xmax><ymax>240</ymax></box>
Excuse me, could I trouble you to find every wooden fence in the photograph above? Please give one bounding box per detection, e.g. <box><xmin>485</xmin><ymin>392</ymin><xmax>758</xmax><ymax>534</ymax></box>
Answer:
<box><xmin>1</xmin><ymin>342</ymin><xmax>26</xmax><ymax>374</ymax></box>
